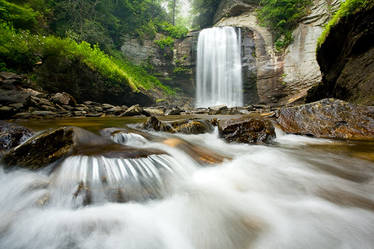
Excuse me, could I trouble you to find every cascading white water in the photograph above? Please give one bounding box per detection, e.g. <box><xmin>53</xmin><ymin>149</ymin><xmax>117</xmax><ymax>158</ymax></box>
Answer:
<box><xmin>196</xmin><ymin>26</ymin><xmax>243</xmax><ymax>107</ymax></box>
<box><xmin>1</xmin><ymin>128</ymin><xmax>374</xmax><ymax>249</ymax></box>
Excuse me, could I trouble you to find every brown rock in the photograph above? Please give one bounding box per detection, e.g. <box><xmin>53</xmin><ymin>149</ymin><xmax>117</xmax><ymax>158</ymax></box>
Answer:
<box><xmin>276</xmin><ymin>98</ymin><xmax>374</xmax><ymax>140</ymax></box>
<box><xmin>51</xmin><ymin>92</ymin><xmax>77</xmax><ymax>106</ymax></box>
<box><xmin>0</xmin><ymin>121</ymin><xmax>33</xmax><ymax>152</ymax></box>
<box><xmin>218</xmin><ymin>116</ymin><xmax>275</xmax><ymax>144</ymax></box>
<box><xmin>120</xmin><ymin>104</ymin><xmax>150</xmax><ymax>117</ymax></box>
<box><xmin>142</xmin><ymin>117</ymin><xmax>213</xmax><ymax>134</ymax></box>
<box><xmin>3</xmin><ymin>126</ymin><xmax>166</xmax><ymax>170</ymax></box>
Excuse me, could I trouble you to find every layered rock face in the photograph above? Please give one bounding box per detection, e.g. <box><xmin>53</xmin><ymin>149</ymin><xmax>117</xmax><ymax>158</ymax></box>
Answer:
<box><xmin>214</xmin><ymin>0</ymin><xmax>342</xmax><ymax>105</ymax></box>
<box><xmin>121</xmin><ymin>32</ymin><xmax>198</xmax><ymax>97</ymax></box>
<box><xmin>307</xmin><ymin>4</ymin><xmax>374</xmax><ymax>105</ymax></box>
<box><xmin>282</xmin><ymin>0</ymin><xmax>341</xmax><ymax>101</ymax></box>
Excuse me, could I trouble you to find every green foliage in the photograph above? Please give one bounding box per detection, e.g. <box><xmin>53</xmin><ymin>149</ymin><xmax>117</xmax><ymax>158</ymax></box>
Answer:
<box><xmin>51</xmin><ymin>0</ymin><xmax>170</xmax><ymax>50</ymax></box>
<box><xmin>0</xmin><ymin>0</ymin><xmax>38</xmax><ymax>30</ymax></box>
<box><xmin>0</xmin><ymin>24</ymin><xmax>175</xmax><ymax>95</ymax></box>
<box><xmin>0</xmin><ymin>24</ymin><xmax>39</xmax><ymax>71</ymax></box>
<box><xmin>317</xmin><ymin>0</ymin><xmax>373</xmax><ymax>50</ymax></box>
<box><xmin>155</xmin><ymin>36</ymin><xmax>175</xmax><ymax>50</ymax></box>
<box><xmin>157</xmin><ymin>21</ymin><xmax>188</xmax><ymax>39</ymax></box>
<box><xmin>257</xmin><ymin>0</ymin><xmax>313</xmax><ymax>50</ymax></box>
<box><xmin>191</xmin><ymin>0</ymin><xmax>221</xmax><ymax>29</ymax></box>
<box><xmin>173</xmin><ymin>66</ymin><xmax>190</xmax><ymax>75</ymax></box>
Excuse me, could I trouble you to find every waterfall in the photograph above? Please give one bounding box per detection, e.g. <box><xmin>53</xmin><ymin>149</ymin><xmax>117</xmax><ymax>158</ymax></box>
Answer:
<box><xmin>196</xmin><ymin>26</ymin><xmax>243</xmax><ymax>107</ymax></box>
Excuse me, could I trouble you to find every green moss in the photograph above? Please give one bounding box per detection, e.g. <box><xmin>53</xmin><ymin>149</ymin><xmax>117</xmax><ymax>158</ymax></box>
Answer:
<box><xmin>317</xmin><ymin>0</ymin><xmax>374</xmax><ymax>50</ymax></box>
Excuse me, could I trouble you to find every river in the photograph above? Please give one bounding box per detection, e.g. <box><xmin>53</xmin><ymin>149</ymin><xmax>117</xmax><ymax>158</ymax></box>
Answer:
<box><xmin>1</xmin><ymin>117</ymin><xmax>374</xmax><ymax>249</ymax></box>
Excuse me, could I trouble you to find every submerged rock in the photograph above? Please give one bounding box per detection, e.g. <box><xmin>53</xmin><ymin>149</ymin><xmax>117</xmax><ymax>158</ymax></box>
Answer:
<box><xmin>2</xmin><ymin>126</ymin><xmax>166</xmax><ymax>170</ymax></box>
<box><xmin>0</xmin><ymin>121</ymin><xmax>33</xmax><ymax>152</ymax></box>
<box><xmin>218</xmin><ymin>116</ymin><xmax>275</xmax><ymax>144</ymax></box>
<box><xmin>276</xmin><ymin>98</ymin><xmax>374</xmax><ymax>140</ymax></box>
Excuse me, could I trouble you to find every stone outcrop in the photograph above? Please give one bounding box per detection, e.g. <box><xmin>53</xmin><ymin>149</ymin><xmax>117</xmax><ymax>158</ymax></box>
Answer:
<box><xmin>121</xmin><ymin>32</ymin><xmax>198</xmax><ymax>98</ymax></box>
<box><xmin>307</xmin><ymin>3</ymin><xmax>374</xmax><ymax>105</ymax></box>
<box><xmin>218</xmin><ymin>116</ymin><xmax>276</xmax><ymax>144</ymax></box>
<box><xmin>283</xmin><ymin>0</ymin><xmax>341</xmax><ymax>102</ymax></box>
<box><xmin>276</xmin><ymin>98</ymin><xmax>374</xmax><ymax>140</ymax></box>
<box><xmin>142</xmin><ymin>116</ymin><xmax>214</xmax><ymax>134</ymax></box>
<box><xmin>2</xmin><ymin>126</ymin><xmax>165</xmax><ymax>169</ymax></box>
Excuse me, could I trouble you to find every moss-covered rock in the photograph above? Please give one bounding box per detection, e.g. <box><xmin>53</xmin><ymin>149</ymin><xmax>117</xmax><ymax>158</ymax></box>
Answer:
<box><xmin>308</xmin><ymin>1</ymin><xmax>374</xmax><ymax>105</ymax></box>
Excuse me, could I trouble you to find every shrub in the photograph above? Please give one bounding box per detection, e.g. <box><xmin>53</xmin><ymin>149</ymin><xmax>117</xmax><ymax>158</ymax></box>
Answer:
<box><xmin>257</xmin><ymin>0</ymin><xmax>313</xmax><ymax>50</ymax></box>
<box><xmin>155</xmin><ymin>36</ymin><xmax>175</xmax><ymax>50</ymax></box>
<box><xmin>157</xmin><ymin>21</ymin><xmax>188</xmax><ymax>39</ymax></box>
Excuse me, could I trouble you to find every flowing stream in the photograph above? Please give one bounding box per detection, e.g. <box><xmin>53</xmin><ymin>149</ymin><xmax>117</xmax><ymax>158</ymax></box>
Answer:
<box><xmin>196</xmin><ymin>27</ymin><xmax>243</xmax><ymax>107</ymax></box>
<box><xmin>1</xmin><ymin>125</ymin><xmax>374</xmax><ymax>249</ymax></box>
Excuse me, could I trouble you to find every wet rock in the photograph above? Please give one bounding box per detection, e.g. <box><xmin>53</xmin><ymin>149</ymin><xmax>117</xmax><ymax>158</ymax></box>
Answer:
<box><xmin>276</xmin><ymin>98</ymin><xmax>374</xmax><ymax>140</ymax></box>
<box><xmin>144</xmin><ymin>107</ymin><xmax>164</xmax><ymax>116</ymax></box>
<box><xmin>73</xmin><ymin>111</ymin><xmax>87</xmax><ymax>116</ymax></box>
<box><xmin>0</xmin><ymin>121</ymin><xmax>33</xmax><ymax>152</ymax></box>
<box><xmin>51</xmin><ymin>92</ymin><xmax>77</xmax><ymax>106</ymax></box>
<box><xmin>173</xmin><ymin>120</ymin><xmax>213</xmax><ymax>134</ymax></box>
<box><xmin>2</xmin><ymin>126</ymin><xmax>166</xmax><ymax>170</ymax></box>
<box><xmin>192</xmin><ymin>108</ymin><xmax>209</xmax><ymax>114</ymax></box>
<box><xmin>3</xmin><ymin>127</ymin><xmax>75</xmax><ymax>169</ymax></box>
<box><xmin>31</xmin><ymin>111</ymin><xmax>57</xmax><ymax>117</ymax></box>
<box><xmin>142</xmin><ymin>116</ymin><xmax>175</xmax><ymax>133</ymax></box>
<box><xmin>142</xmin><ymin>116</ymin><xmax>213</xmax><ymax>134</ymax></box>
<box><xmin>106</xmin><ymin>106</ymin><xmax>126</xmax><ymax>115</ymax></box>
<box><xmin>120</xmin><ymin>104</ymin><xmax>150</xmax><ymax>117</ymax></box>
<box><xmin>86</xmin><ymin>113</ymin><xmax>103</xmax><ymax>117</ymax></box>
<box><xmin>102</xmin><ymin>103</ymin><xmax>115</xmax><ymax>110</ymax></box>
<box><xmin>218</xmin><ymin>116</ymin><xmax>276</xmax><ymax>144</ymax></box>
<box><xmin>208</xmin><ymin>105</ymin><xmax>228</xmax><ymax>115</ymax></box>
<box><xmin>165</xmin><ymin>107</ymin><xmax>182</xmax><ymax>115</ymax></box>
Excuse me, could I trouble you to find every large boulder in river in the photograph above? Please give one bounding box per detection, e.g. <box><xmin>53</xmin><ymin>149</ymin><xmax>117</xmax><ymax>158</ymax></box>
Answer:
<box><xmin>218</xmin><ymin>116</ymin><xmax>276</xmax><ymax>144</ymax></box>
<box><xmin>2</xmin><ymin>126</ymin><xmax>165</xmax><ymax>169</ymax></box>
<box><xmin>276</xmin><ymin>98</ymin><xmax>374</xmax><ymax>140</ymax></box>
<box><xmin>142</xmin><ymin>116</ymin><xmax>213</xmax><ymax>134</ymax></box>
<box><xmin>0</xmin><ymin>121</ymin><xmax>33</xmax><ymax>153</ymax></box>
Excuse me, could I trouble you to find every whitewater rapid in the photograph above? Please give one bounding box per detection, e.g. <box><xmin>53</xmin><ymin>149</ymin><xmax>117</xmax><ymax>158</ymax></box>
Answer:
<box><xmin>1</xmin><ymin>129</ymin><xmax>374</xmax><ymax>249</ymax></box>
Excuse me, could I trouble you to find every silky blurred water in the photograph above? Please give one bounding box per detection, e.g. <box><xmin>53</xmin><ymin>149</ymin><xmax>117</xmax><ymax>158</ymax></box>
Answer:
<box><xmin>1</xmin><ymin>128</ymin><xmax>374</xmax><ymax>249</ymax></box>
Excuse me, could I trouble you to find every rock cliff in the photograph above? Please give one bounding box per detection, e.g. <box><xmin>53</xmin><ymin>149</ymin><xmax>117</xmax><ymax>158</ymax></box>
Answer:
<box><xmin>121</xmin><ymin>32</ymin><xmax>198</xmax><ymax>98</ymax></box>
<box><xmin>214</xmin><ymin>0</ymin><xmax>342</xmax><ymax>105</ymax></box>
<box><xmin>307</xmin><ymin>3</ymin><xmax>374</xmax><ymax>105</ymax></box>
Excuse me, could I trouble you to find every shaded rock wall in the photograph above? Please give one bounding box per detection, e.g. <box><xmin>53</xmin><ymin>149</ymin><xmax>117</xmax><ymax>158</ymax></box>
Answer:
<box><xmin>307</xmin><ymin>4</ymin><xmax>374</xmax><ymax>105</ymax></box>
<box><xmin>283</xmin><ymin>0</ymin><xmax>341</xmax><ymax>102</ymax></box>
<box><xmin>121</xmin><ymin>32</ymin><xmax>198</xmax><ymax>98</ymax></box>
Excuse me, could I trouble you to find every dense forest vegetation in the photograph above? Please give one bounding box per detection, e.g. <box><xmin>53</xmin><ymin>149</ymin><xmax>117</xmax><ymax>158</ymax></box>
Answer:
<box><xmin>0</xmin><ymin>0</ymin><xmax>191</xmax><ymax>102</ymax></box>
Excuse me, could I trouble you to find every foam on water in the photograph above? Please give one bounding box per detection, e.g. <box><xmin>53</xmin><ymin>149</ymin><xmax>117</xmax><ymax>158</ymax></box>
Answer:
<box><xmin>1</xmin><ymin>131</ymin><xmax>374</xmax><ymax>249</ymax></box>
